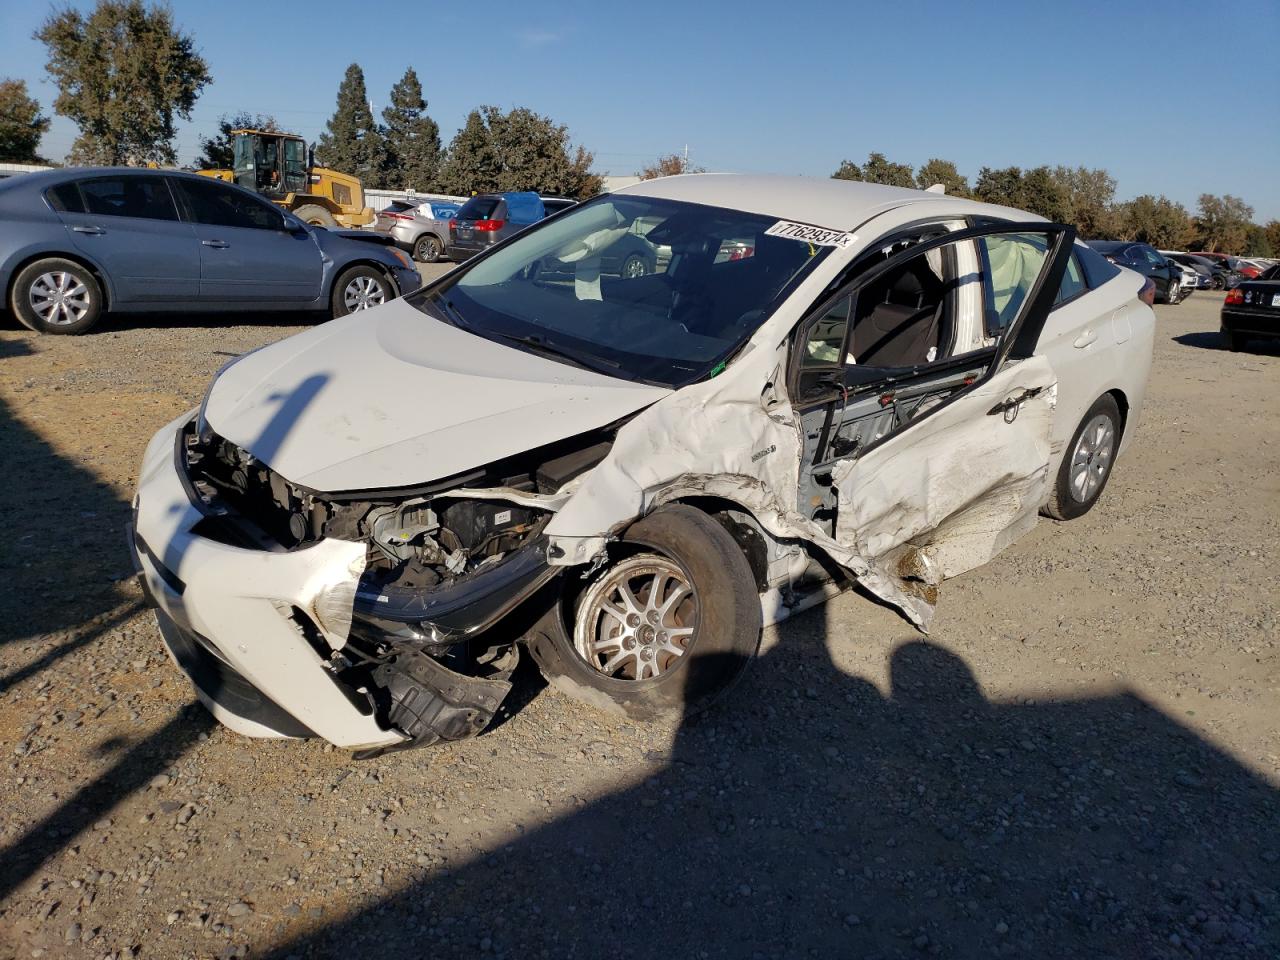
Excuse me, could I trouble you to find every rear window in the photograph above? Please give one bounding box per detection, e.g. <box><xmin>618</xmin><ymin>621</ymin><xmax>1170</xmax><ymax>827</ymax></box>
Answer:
<box><xmin>457</xmin><ymin>196</ymin><xmax>501</xmax><ymax>220</ymax></box>
<box><xmin>79</xmin><ymin>176</ymin><xmax>179</xmax><ymax>221</ymax></box>
<box><xmin>45</xmin><ymin>182</ymin><xmax>85</xmax><ymax>214</ymax></box>
<box><xmin>385</xmin><ymin>201</ymin><xmax>416</xmax><ymax>213</ymax></box>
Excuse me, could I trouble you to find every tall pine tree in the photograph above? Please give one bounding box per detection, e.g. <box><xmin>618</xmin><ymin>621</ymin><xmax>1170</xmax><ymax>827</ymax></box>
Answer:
<box><xmin>315</xmin><ymin>64</ymin><xmax>386</xmax><ymax>185</ymax></box>
<box><xmin>381</xmin><ymin>68</ymin><xmax>440</xmax><ymax>191</ymax></box>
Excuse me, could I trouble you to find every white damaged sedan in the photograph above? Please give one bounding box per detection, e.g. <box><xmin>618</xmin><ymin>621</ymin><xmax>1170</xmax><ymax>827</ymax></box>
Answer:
<box><xmin>130</xmin><ymin>175</ymin><xmax>1154</xmax><ymax>754</ymax></box>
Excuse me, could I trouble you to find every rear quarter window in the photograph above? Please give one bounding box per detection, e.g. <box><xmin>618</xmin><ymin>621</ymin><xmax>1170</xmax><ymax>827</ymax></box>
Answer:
<box><xmin>45</xmin><ymin>182</ymin><xmax>86</xmax><ymax>214</ymax></box>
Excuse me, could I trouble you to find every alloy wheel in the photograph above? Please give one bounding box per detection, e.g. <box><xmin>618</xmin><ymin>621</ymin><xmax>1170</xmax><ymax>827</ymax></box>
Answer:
<box><xmin>28</xmin><ymin>271</ymin><xmax>90</xmax><ymax>326</ymax></box>
<box><xmin>1068</xmin><ymin>413</ymin><xmax>1115</xmax><ymax>503</ymax></box>
<box><xmin>343</xmin><ymin>275</ymin><xmax>387</xmax><ymax>312</ymax></box>
<box><xmin>573</xmin><ymin>554</ymin><xmax>698</xmax><ymax>681</ymax></box>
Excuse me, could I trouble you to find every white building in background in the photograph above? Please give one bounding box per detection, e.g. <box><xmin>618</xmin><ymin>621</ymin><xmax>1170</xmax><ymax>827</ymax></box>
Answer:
<box><xmin>0</xmin><ymin>162</ymin><xmax>56</xmax><ymax>179</ymax></box>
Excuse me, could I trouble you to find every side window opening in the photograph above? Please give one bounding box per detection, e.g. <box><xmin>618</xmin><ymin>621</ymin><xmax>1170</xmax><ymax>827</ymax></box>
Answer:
<box><xmin>1055</xmin><ymin>252</ymin><xmax>1086</xmax><ymax>304</ymax></box>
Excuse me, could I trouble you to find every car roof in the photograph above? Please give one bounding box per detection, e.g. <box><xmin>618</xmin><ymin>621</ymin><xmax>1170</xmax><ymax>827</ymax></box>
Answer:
<box><xmin>0</xmin><ymin>166</ymin><xmax>225</xmax><ymax>193</ymax></box>
<box><xmin>612</xmin><ymin>173</ymin><xmax>979</xmax><ymax>231</ymax></box>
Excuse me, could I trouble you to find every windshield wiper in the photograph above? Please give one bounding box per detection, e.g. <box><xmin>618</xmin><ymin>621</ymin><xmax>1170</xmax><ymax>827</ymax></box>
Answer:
<box><xmin>493</xmin><ymin>332</ymin><xmax>618</xmax><ymax>375</ymax></box>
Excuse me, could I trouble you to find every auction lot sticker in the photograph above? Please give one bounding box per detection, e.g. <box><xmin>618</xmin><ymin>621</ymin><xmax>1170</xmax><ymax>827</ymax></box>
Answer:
<box><xmin>765</xmin><ymin>220</ymin><xmax>857</xmax><ymax>248</ymax></box>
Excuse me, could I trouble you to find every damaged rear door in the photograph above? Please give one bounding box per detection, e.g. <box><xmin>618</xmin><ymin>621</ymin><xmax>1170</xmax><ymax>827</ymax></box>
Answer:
<box><xmin>791</xmin><ymin>222</ymin><xmax>1075</xmax><ymax>626</ymax></box>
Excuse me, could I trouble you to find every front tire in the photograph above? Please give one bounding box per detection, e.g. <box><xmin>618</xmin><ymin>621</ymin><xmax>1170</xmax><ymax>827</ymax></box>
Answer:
<box><xmin>293</xmin><ymin>204</ymin><xmax>337</xmax><ymax>228</ymax></box>
<box><xmin>1043</xmin><ymin>394</ymin><xmax>1122</xmax><ymax>521</ymax></box>
<box><xmin>413</xmin><ymin>234</ymin><xmax>443</xmax><ymax>263</ymax></box>
<box><xmin>331</xmin><ymin>265</ymin><xmax>392</xmax><ymax>318</ymax></box>
<box><xmin>525</xmin><ymin>505</ymin><xmax>762</xmax><ymax>720</ymax></box>
<box><xmin>1165</xmin><ymin>279</ymin><xmax>1181</xmax><ymax>305</ymax></box>
<box><xmin>10</xmin><ymin>258</ymin><xmax>104</xmax><ymax>335</ymax></box>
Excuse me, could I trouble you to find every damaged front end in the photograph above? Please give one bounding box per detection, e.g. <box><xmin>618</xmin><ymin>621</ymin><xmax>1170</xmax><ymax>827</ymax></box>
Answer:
<box><xmin>176</xmin><ymin>418</ymin><xmax>612</xmax><ymax>753</ymax></box>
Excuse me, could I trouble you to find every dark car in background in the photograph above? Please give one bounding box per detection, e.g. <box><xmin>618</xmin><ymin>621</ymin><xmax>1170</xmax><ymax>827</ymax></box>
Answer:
<box><xmin>0</xmin><ymin>167</ymin><xmax>421</xmax><ymax>335</ymax></box>
<box><xmin>373</xmin><ymin>198</ymin><xmax>462</xmax><ymax>263</ymax></box>
<box><xmin>1221</xmin><ymin>262</ymin><xmax>1280</xmax><ymax>351</ymax></box>
<box><xmin>1085</xmin><ymin>241</ymin><xmax>1184</xmax><ymax>304</ymax></box>
<box><xmin>1194</xmin><ymin>251</ymin><xmax>1261</xmax><ymax>280</ymax></box>
<box><xmin>446</xmin><ymin>192</ymin><xmax>572</xmax><ymax>262</ymax></box>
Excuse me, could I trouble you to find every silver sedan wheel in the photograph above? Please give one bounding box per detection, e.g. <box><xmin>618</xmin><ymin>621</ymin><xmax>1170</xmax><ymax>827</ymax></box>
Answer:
<box><xmin>343</xmin><ymin>275</ymin><xmax>387</xmax><ymax>312</ymax></box>
<box><xmin>573</xmin><ymin>554</ymin><xmax>698</xmax><ymax>682</ymax></box>
<box><xmin>621</xmin><ymin>254</ymin><xmax>649</xmax><ymax>279</ymax></box>
<box><xmin>29</xmin><ymin>271</ymin><xmax>91</xmax><ymax>326</ymax></box>
<box><xmin>1068</xmin><ymin>413</ymin><xmax>1116</xmax><ymax>503</ymax></box>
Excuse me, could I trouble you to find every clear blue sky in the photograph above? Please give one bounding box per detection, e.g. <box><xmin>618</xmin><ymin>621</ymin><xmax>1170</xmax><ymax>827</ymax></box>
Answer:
<box><xmin>3</xmin><ymin>0</ymin><xmax>1278</xmax><ymax>220</ymax></box>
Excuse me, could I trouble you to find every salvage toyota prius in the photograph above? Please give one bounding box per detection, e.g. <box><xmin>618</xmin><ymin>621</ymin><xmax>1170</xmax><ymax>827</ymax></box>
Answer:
<box><xmin>130</xmin><ymin>175</ymin><xmax>1155</xmax><ymax>754</ymax></box>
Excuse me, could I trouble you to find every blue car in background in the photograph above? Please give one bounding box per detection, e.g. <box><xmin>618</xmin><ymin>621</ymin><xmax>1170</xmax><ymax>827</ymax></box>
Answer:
<box><xmin>0</xmin><ymin>167</ymin><xmax>421</xmax><ymax>335</ymax></box>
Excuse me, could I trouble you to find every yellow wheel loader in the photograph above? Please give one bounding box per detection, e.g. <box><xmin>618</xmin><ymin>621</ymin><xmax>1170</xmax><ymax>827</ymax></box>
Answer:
<box><xmin>198</xmin><ymin>130</ymin><xmax>375</xmax><ymax>229</ymax></box>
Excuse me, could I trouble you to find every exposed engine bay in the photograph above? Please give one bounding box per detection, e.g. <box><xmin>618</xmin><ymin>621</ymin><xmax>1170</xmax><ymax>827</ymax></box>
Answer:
<box><xmin>177</xmin><ymin>417</ymin><xmax>613</xmax><ymax>753</ymax></box>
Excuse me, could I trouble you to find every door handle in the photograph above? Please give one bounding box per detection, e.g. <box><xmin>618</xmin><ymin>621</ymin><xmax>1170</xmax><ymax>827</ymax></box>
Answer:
<box><xmin>201</xmin><ymin>239</ymin><xmax>230</xmax><ymax>249</ymax></box>
<box><xmin>71</xmin><ymin>225</ymin><xmax>105</xmax><ymax>235</ymax></box>
<box><xmin>1073</xmin><ymin>329</ymin><xmax>1098</xmax><ymax>349</ymax></box>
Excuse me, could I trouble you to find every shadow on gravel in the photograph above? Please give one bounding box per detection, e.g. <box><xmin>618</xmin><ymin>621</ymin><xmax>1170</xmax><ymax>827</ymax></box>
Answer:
<box><xmin>100</xmin><ymin>310</ymin><xmax>319</xmax><ymax>334</ymax></box>
<box><xmin>266</xmin><ymin>606</ymin><xmax>1279</xmax><ymax>960</ymax></box>
<box><xmin>0</xmin><ymin>704</ymin><xmax>214</xmax><ymax>901</ymax></box>
<box><xmin>1173</xmin><ymin>331</ymin><xmax>1280</xmax><ymax>355</ymax></box>
<box><xmin>0</xmin><ymin>347</ymin><xmax>135</xmax><ymax>647</ymax></box>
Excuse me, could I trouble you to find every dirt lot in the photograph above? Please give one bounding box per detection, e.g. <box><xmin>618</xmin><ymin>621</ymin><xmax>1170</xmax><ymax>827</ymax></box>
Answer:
<box><xmin>1</xmin><ymin>280</ymin><xmax>1276</xmax><ymax>960</ymax></box>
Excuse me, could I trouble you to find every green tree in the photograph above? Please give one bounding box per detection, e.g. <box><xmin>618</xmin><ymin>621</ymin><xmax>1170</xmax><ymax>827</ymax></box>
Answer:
<box><xmin>197</xmin><ymin>111</ymin><xmax>279</xmax><ymax>170</ymax></box>
<box><xmin>380</xmin><ymin>67</ymin><xmax>440</xmax><ymax>191</ymax></box>
<box><xmin>436</xmin><ymin>106</ymin><xmax>601</xmax><ymax>199</ymax></box>
<box><xmin>36</xmin><ymin>0</ymin><xmax>209</xmax><ymax>165</ymax></box>
<box><xmin>1263</xmin><ymin>220</ymin><xmax>1280</xmax><ymax>259</ymax></box>
<box><xmin>1119</xmin><ymin>195</ymin><xmax>1193</xmax><ymax>249</ymax></box>
<box><xmin>1018</xmin><ymin>166</ymin><xmax>1070</xmax><ymax>222</ymax></box>
<box><xmin>637</xmin><ymin>153</ymin><xmax>705</xmax><ymax>180</ymax></box>
<box><xmin>973</xmin><ymin>166</ymin><xmax>1025</xmax><ymax>208</ymax></box>
<box><xmin>831</xmin><ymin>158</ymin><xmax>863</xmax><ymax>181</ymax></box>
<box><xmin>1051</xmin><ymin>166</ymin><xmax>1117</xmax><ymax>238</ymax></box>
<box><xmin>915</xmin><ymin>158</ymin><xmax>969</xmax><ymax>196</ymax></box>
<box><xmin>315</xmin><ymin>63</ymin><xmax>387</xmax><ymax>184</ymax></box>
<box><xmin>830</xmin><ymin>152</ymin><xmax>913</xmax><ymax>187</ymax></box>
<box><xmin>1194</xmin><ymin>194</ymin><xmax>1253</xmax><ymax>253</ymax></box>
<box><xmin>0</xmin><ymin>78</ymin><xmax>50</xmax><ymax>163</ymax></box>
<box><xmin>1243</xmin><ymin>223</ymin><xmax>1273</xmax><ymax>258</ymax></box>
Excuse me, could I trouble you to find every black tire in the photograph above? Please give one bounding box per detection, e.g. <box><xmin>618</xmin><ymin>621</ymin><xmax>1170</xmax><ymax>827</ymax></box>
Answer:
<box><xmin>1043</xmin><ymin>394</ymin><xmax>1122</xmax><ymax>521</ymax></box>
<box><xmin>1221</xmin><ymin>326</ymin><xmax>1242</xmax><ymax>352</ymax></box>
<box><xmin>413</xmin><ymin>233</ymin><xmax>443</xmax><ymax>263</ymax></box>
<box><xmin>1165</xmin><ymin>279</ymin><xmax>1181</xmax><ymax>305</ymax></box>
<box><xmin>330</xmin><ymin>265</ymin><xmax>393</xmax><ymax>318</ymax></box>
<box><xmin>1211</xmin><ymin>275</ymin><xmax>1225</xmax><ymax>290</ymax></box>
<box><xmin>525</xmin><ymin>504</ymin><xmax>762</xmax><ymax>720</ymax></box>
<box><xmin>293</xmin><ymin>204</ymin><xmax>337</xmax><ymax>228</ymax></box>
<box><xmin>10</xmin><ymin>257</ymin><xmax>104</xmax><ymax>335</ymax></box>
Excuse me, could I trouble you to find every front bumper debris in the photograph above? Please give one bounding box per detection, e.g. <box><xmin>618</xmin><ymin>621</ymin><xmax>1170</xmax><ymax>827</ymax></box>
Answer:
<box><xmin>131</xmin><ymin>414</ymin><xmax>529</xmax><ymax>752</ymax></box>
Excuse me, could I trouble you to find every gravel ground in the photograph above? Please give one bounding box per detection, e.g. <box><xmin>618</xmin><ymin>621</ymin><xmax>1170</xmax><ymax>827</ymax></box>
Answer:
<box><xmin>1</xmin><ymin>281</ymin><xmax>1276</xmax><ymax>960</ymax></box>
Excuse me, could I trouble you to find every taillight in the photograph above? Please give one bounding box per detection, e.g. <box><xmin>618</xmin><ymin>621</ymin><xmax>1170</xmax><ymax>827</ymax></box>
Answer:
<box><xmin>382</xmin><ymin>211</ymin><xmax>412</xmax><ymax>221</ymax></box>
<box><xmin>474</xmin><ymin>219</ymin><xmax>505</xmax><ymax>231</ymax></box>
<box><xmin>448</xmin><ymin>219</ymin><xmax>457</xmax><ymax>233</ymax></box>
<box><xmin>1138</xmin><ymin>277</ymin><xmax>1156</xmax><ymax>306</ymax></box>
<box><xmin>1224</xmin><ymin>288</ymin><xmax>1244</xmax><ymax>305</ymax></box>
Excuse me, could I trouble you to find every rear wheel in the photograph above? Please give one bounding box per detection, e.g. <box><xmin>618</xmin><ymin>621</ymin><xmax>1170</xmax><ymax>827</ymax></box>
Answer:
<box><xmin>413</xmin><ymin>233</ymin><xmax>443</xmax><ymax>263</ymax></box>
<box><xmin>331</xmin><ymin>265</ymin><xmax>392</xmax><ymax>318</ymax></box>
<box><xmin>1043</xmin><ymin>394</ymin><xmax>1122</xmax><ymax>521</ymax></box>
<box><xmin>525</xmin><ymin>505</ymin><xmax>762</xmax><ymax>720</ymax></box>
<box><xmin>10</xmin><ymin>258</ymin><xmax>103</xmax><ymax>335</ymax></box>
<box><xmin>1211</xmin><ymin>275</ymin><xmax>1225</xmax><ymax>290</ymax></box>
<box><xmin>620</xmin><ymin>252</ymin><xmax>651</xmax><ymax>278</ymax></box>
<box><xmin>293</xmin><ymin>204</ymin><xmax>337</xmax><ymax>228</ymax></box>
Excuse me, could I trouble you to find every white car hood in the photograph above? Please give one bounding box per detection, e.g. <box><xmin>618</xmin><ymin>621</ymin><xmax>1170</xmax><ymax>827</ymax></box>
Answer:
<box><xmin>203</xmin><ymin>298</ymin><xmax>670</xmax><ymax>492</ymax></box>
